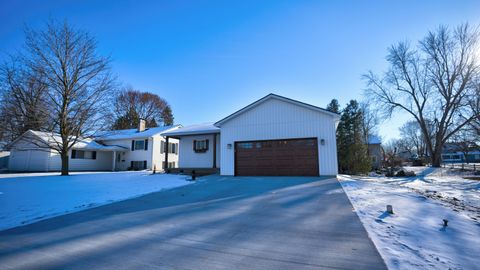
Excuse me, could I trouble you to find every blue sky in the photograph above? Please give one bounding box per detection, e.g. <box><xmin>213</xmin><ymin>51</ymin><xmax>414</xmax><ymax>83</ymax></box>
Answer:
<box><xmin>1</xmin><ymin>0</ymin><xmax>480</xmax><ymax>141</ymax></box>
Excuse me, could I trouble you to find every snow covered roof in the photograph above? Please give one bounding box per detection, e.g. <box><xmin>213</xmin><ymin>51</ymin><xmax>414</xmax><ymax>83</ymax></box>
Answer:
<box><xmin>162</xmin><ymin>123</ymin><xmax>220</xmax><ymax>137</ymax></box>
<box><xmin>94</xmin><ymin>125</ymin><xmax>181</xmax><ymax>141</ymax></box>
<box><xmin>13</xmin><ymin>130</ymin><xmax>127</xmax><ymax>151</ymax></box>
<box><xmin>368</xmin><ymin>135</ymin><xmax>382</xmax><ymax>145</ymax></box>
<box><xmin>215</xmin><ymin>93</ymin><xmax>340</xmax><ymax>126</ymax></box>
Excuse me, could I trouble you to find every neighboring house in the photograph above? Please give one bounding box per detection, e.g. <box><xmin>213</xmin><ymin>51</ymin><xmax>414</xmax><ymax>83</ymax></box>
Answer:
<box><xmin>442</xmin><ymin>143</ymin><xmax>480</xmax><ymax>163</ymax></box>
<box><xmin>0</xmin><ymin>142</ymin><xmax>9</xmax><ymax>170</ymax></box>
<box><xmin>164</xmin><ymin>93</ymin><xmax>340</xmax><ymax>176</ymax></box>
<box><xmin>7</xmin><ymin>121</ymin><xmax>181</xmax><ymax>172</ymax></box>
<box><xmin>367</xmin><ymin>135</ymin><xmax>383</xmax><ymax>169</ymax></box>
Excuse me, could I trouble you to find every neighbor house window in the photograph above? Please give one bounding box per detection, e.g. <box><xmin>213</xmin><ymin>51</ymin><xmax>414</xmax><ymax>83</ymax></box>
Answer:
<box><xmin>162</xmin><ymin>161</ymin><xmax>176</xmax><ymax>169</ymax></box>
<box><xmin>161</xmin><ymin>142</ymin><xmax>178</xmax><ymax>154</ymax></box>
<box><xmin>160</xmin><ymin>141</ymin><xmax>165</xmax><ymax>153</ymax></box>
<box><xmin>72</xmin><ymin>150</ymin><xmax>96</xmax><ymax>159</ymax></box>
<box><xmin>193</xmin><ymin>140</ymin><xmax>209</xmax><ymax>153</ymax></box>
<box><xmin>169</xmin><ymin>143</ymin><xmax>178</xmax><ymax>154</ymax></box>
<box><xmin>131</xmin><ymin>139</ymin><xmax>148</xmax><ymax>151</ymax></box>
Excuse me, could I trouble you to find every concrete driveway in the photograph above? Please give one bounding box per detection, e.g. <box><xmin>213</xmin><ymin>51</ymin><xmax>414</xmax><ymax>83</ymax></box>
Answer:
<box><xmin>0</xmin><ymin>176</ymin><xmax>386</xmax><ymax>270</ymax></box>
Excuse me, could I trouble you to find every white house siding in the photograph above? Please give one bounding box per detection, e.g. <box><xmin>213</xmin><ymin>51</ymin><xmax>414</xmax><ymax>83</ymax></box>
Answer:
<box><xmin>47</xmin><ymin>150</ymin><xmax>113</xmax><ymax>171</ymax></box>
<box><xmin>151</xmin><ymin>135</ymin><xmax>179</xmax><ymax>171</ymax></box>
<box><xmin>102</xmin><ymin>136</ymin><xmax>179</xmax><ymax>171</ymax></box>
<box><xmin>219</xmin><ymin>98</ymin><xmax>338</xmax><ymax>176</ymax></box>
<box><xmin>178</xmin><ymin>134</ymin><xmax>220</xmax><ymax>168</ymax></box>
<box><xmin>102</xmin><ymin>138</ymin><xmax>152</xmax><ymax>170</ymax></box>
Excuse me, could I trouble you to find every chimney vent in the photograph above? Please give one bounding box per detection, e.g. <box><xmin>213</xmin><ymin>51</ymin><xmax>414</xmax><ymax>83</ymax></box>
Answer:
<box><xmin>138</xmin><ymin>119</ymin><xmax>146</xmax><ymax>132</ymax></box>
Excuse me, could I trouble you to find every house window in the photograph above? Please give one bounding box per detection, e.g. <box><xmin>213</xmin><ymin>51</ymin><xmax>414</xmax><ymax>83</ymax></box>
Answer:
<box><xmin>193</xmin><ymin>140</ymin><xmax>209</xmax><ymax>153</ymax></box>
<box><xmin>131</xmin><ymin>160</ymin><xmax>147</xmax><ymax>170</ymax></box>
<box><xmin>161</xmin><ymin>142</ymin><xmax>178</xmax><ymax>154</ymax></box>
<box><xmin>162</xmin><ymin>161</ymin><xmax>176</xmax><ymax>169</ymax></box>
<box><xmin>160</xmin><ymin>141</ymin><xmax>165</xmax><ymax>153</ymax></box>
<box><xmin>169</xmin><ymin>143</ymin><xmax>178</xmax><ymax>154</ymax></box>
<box><xmin>72</xmin><ymin>150</ymin><xmax>96</xmax><ymax>159</ymax></box>
<box><xmin>134</xmin><ymin>140</ymin><xmax>145</xmax><ymax>150</ymax></box>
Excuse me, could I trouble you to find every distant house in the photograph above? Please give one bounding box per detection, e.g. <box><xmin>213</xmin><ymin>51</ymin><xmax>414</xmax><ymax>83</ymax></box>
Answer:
<box><xmin>7</xmin><ymin>121</ymin><xmax>181</xmax><ymax>172</ymax></box>
<box><xmin>0</xmin><ymin>142</ymin><xmax>9</xmax><ymax>170</ymax></box>
<box><xmin>367</xmin><ymin>135</ymin><xmax>383</xmax><ymax>169</ymax></box>
<box><xmin>163</xmin><ymin>93</ymin><xmax>340</xmax><ymax>176</ymax></box>
<box><xmin>442</xmin><ymin>143</ymin><xmax>480</xmax><ymax>163</ymax></box>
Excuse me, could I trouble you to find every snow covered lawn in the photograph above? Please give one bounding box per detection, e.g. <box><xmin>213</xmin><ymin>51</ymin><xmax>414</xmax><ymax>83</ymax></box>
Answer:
<box><xmin>0</xmin><ymin>171</ymin><xmax>191</xmax><ymax>231</ymax></box>
<box><xmin>339</xmin><ymin>171</ymin><xmax>480</xmax><ymax>270</ymax></box>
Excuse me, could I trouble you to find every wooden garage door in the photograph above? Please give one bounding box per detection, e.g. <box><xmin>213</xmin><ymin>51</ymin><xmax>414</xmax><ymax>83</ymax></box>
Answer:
<box><xmin>235</xmin><ymin>138</ymin><xmax>319</xmax><ymax>176</ymax></box>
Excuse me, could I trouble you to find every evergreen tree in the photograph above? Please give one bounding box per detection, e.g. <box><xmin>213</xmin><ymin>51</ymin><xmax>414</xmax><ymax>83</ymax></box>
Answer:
<box><xmin>336</xmin><ymin>100</ymin><xmax>372</xmax><ymax>174</ymax></box>
<box><xmin>326</xmin><ymin>99</ymin><xmax>340</xmax><ymax>113</ymax></box>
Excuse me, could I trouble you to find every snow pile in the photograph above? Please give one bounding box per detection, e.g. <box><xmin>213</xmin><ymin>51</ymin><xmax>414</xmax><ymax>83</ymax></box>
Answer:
<box><xmin>339</xmin><ymin>175</ymin><xmax>480</xmax><ymax>270</ymax></box>
<box><xmin>0</xmin><ymin>171</ymin><xmax>191</xmax><ymax>230</ymax></box>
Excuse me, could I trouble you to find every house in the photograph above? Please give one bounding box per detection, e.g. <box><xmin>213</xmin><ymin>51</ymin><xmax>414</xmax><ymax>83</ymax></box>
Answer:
<box><xmin>7</xmin><ymin>121</ymin><xmax>181</xmax><ymax>172</ymax></box>
<box><xmin>0</xmin><ymin>142</ymin><xmax>9</xmax><ymax>171</ymax></box>
<box><xmin>163</xmin><ymin>93</ymin><xmax>340</xmax><ymax>176</ymax></box>
<box><xmin>367</xmin><ymin>135</ymin><xmax>383</xmax><ymax>169</ymax></box>
<box><xmin>442</xmin><ymin>142</ymin><xmax>480</xmax><ymax>163</ymax></box>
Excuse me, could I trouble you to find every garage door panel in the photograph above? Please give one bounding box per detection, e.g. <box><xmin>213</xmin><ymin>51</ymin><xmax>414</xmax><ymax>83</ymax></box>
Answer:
<box><xmin>235</xmin><ymin>138</ymin><xmax>319</xmax><ymax>176</ymax></box>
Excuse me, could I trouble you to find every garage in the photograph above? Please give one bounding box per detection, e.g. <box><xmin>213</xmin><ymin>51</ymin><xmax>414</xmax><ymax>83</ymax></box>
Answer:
<box><xmin>9</xmin><ymin>150</ymin><xmax>49</xmax><ymax>172</ymax></box>
<box><xmin>235</xmin><ymin>138</ymin><xmax>319</xmax><ymax>176</ymax></box>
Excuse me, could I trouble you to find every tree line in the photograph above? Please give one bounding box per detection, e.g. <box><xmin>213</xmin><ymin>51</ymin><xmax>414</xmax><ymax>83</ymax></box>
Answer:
<box><xmin>0</xmin><ymin>20</ymin><xmax>174</xmax><ymax>175</ymax></box>
<box><xmin>335</xmin><ymin>23</ymin><xmax>480</xmax><ymax>174</ymax></box>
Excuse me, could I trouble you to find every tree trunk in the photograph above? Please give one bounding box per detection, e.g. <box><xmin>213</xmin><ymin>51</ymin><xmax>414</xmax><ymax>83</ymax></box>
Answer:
<box><xmin>60</xmin><ymin>151</ymin><xmax>69</xmax><ymax>176</ymax></box>
<box><xmin>431</xmin><ymin>148</ymin><xmax>442</xmax><ymax>167</ymax></box>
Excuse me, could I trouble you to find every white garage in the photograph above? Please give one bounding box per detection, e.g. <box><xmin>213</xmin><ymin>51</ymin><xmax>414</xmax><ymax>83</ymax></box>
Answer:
<box><xmin>164</xmin><ymin>93</ymin><xmax>340</xmax><ymax>176</ymax></box>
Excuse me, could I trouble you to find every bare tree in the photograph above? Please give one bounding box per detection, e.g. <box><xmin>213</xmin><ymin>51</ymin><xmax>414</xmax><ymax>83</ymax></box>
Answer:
<box><xmin>111</xmin><ymin>87</ymin><xmax>174</xmax><ymax>130</ymax></box>
<box><xmin>22</xmin><ymin>20</ymin><xmax>115</xmax><ymax>175</ymax></box>
<box><xmin>470</xmin><ymin>83</ymin><xmax>480</xmax><ymax>137</ymax></box>
<box><xmin>360</xmin><ymin>102</ymin><xmax>379</xmax><ymax>146</ymax></box>
<box><xmin>399</xmin><ymin>121</ymin><xmax>428</xmax><ymax>158</ymax></box>
<box><xmin>0</xmin><ymin>57</ymin><xmax>50</xmax><ymax>143</ymax></box>
<box><xmin>365</xmin><ymin>24</ymin><xmax>480</xmax><ymax>167</ymax></box>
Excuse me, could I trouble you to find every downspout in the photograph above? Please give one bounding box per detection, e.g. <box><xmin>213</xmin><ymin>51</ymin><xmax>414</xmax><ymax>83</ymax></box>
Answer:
<box><xmin>213</xmin><ymin>133</ymin><xmax>217</xmax><ymax>168</ymax></box>
<box><xmin>165</xmin><ymin>136</ymin><xmax>169</xmax><ymax>172</ymax></box>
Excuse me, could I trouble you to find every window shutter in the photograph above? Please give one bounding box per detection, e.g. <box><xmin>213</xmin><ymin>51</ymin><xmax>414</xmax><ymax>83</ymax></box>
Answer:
<box><xmin>193</xmin><ymin>140</ymin><xmax>197</xmax><ymax>151</ymax></box>
<box><xmin>92</xmin><ymin>151</ymin><xmax>97</xmax><ymax>160</ymax></box>
<box><xmin>206</xmin><ymin>139</ymin><xmax>209</xmax><ymax>151</ymax></box>
<box><xmin>72</xmin><ymin>150</ymin><xmax>76</xmax><ymax>159</ymax></box>
<box><xmin>130</xmin><ymin>161</ymin><xmax>133</xmax><ymax>168</ymax></box>
<box><xmin>144</xmin><ymin>139</ymin><xmax>148</xmax><ymax>150</ymax></box>
<box><xmin>143</xmin><ymin>160</ymin><xmax>147</xmax><ymax>169</ymax></box>
<box><xmin>161</xmin><ymin>141</ymin><xmax>164</xmax><ymax>153</ymax></box>
<box><xmin>131</xmin><ymin>140</ymin><xmax>135</xmax><ymax>151</ymax></box>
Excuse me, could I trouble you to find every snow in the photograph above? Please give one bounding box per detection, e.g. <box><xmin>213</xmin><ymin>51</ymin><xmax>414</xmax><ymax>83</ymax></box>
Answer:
<box><xmin>162</xmin><ymin>122</ymin><xmax>220</xmax><ymax>136</ymax></box>
<box><xmin>0</xmin><ymin>171</ymin><xmax>191</xmax><ymax>231</ymax></box>
<box><xmin>94</xmin><ymin>125</ymin><xmax>181</xmax><ymax>140</ymax></box>
<box><xmin>339</xmin><ymin>168</ymin><xmax>480</xmax><ymax>270</ymax></box>
<box><xmin>15</xmin><ymin>130</ymin><xmax>126</xmax><ymax>151</ymax></box>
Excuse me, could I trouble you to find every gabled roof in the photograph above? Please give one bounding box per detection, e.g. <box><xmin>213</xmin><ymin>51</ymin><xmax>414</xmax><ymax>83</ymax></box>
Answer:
<box><xmin>9</xmin><ymin>130</ymin><xmax>127</xmax><ymax>151</ymax></box>
<box><xmin>214</xmin><ymin>93</ymin><xmax>340</xmax><ymax>126</ymax></box>
<box><xmin>162</xmin><ymin>123</ymin><xmax>220</xmax><ymax>137</ymax></box>
<box><xmin>94</xmin><ymin>125</ymin><xmax>181</xmax><ymax>141</ymax></box>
